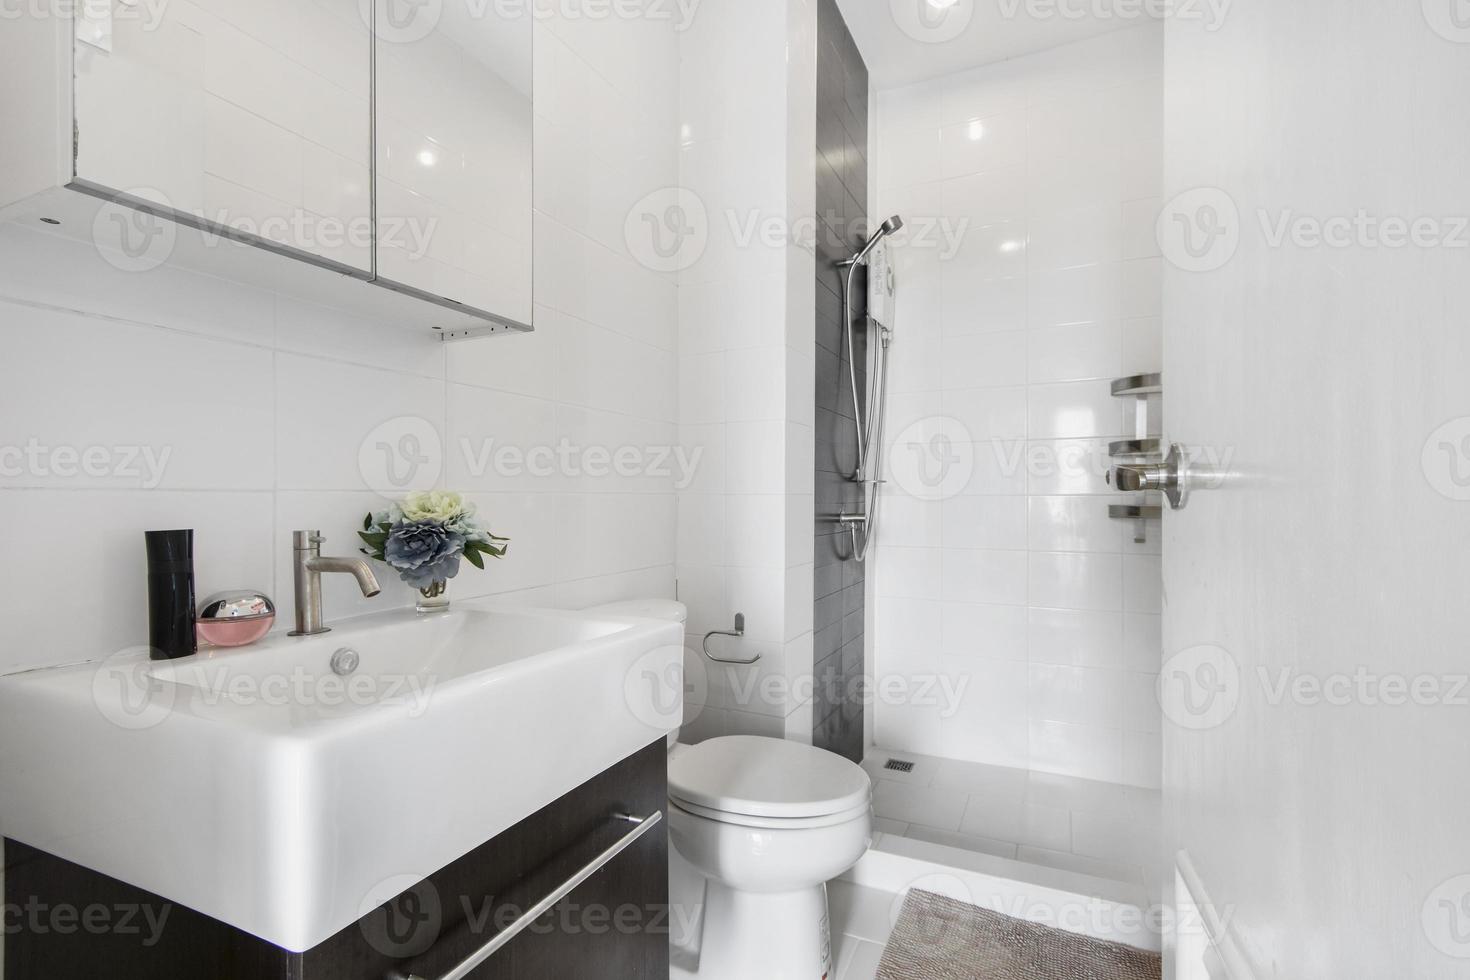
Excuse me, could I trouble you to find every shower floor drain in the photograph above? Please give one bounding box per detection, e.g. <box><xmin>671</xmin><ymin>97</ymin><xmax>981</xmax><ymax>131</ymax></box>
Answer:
<box><xmin>884</xmin><ymin>758</ymin><xmax>916</xmax><ymax>773</ymax></box>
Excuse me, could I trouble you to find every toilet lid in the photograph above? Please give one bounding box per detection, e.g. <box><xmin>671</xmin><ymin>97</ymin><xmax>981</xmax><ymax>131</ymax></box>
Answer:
<box><xmin>668</xmin><ymin>736</ymin><xmax>871</xmax><ymax>820</ymax></box>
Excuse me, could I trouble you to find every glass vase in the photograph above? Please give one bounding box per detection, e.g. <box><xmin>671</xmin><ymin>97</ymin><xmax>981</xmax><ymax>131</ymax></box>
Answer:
<box><xmin>416</xmin><ymin>580</ymin><xmax>450</xmax><ymax>614</ymax></box>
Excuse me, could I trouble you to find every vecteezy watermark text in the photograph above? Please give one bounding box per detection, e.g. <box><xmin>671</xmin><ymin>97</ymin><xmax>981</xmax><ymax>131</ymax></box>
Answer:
<box><xmin>0</xmin><ymin>439</ymin><xmax>171</xmax><ymax>488</ymax></box>
<box><xmin>3</xmin><ymin>898</ymin><xmax>172</xmax><ymax>948</ymax></box>
<box><xmin>1158</xmin><ymin>643</ymin><xmax>1470</xmax><ymax>730</ymax></box>
<box><xmin>460</xmin><ymin>438</ymin><xmax>704</xmax><ymax>488</ymax></box>
<box><xmin>624</xmin><ymin>189</ymin><xmax>970</xmax><ymax>274</ymax></box>
<box><xmin>1159</xmin><ymin>187</ymin><xmax>1470</xmax><ymax>272</ymax></box>
<box><xmin>171</xmin><ymin>665</ymin><xmax>439</xmax><ymax>718</ymax></box>
<box><xmin>359</xmin><ymin>416</ymin><xmax>705</xmax><ymax>494</ymax></box>
<box><xmin>1</xmin><ymin>0</ymin><xmax>171</xmax><ymax>31</ymax></box>
<box><xmin>366</xmin><ymin>0</ymin><xmax>703</xmax><ymax>45</ymax></box>
<box><xmin>93</xmin><ymin>191</ymin><xmax>437</xmax><ymax>274</ymax></box>
<box><xmin>997</xmin><ymin>0</ymin><xmax>1230</xmax><ymax>30</ymax></box>
<box><xmin>358</xmin><ymin>872</ymin><xmax>693</xmax><ymax>961</ymax></box>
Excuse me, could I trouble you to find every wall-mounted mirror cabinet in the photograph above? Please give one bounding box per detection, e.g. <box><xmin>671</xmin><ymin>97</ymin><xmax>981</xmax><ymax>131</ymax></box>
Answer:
<box><xmin>372</xmin><ymin>0</ymin><xmax>533</xmax><ymax>325</ymax></box>
<box><xmin>0</xmin><ymin>0</ymin><xmax>532</xmax><ymax>340</ymax></box>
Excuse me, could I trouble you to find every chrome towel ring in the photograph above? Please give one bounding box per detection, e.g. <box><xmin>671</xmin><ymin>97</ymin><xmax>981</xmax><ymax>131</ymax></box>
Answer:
<box><xmin>703</xmin><ymin>614</ymin><xmax>759</xmax><ymax>665</ymax></box>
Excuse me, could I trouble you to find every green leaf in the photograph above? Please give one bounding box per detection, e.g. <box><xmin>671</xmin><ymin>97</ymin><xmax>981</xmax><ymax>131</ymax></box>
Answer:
<box><xmin>463</xmin><ymin>547</ymin><xmax>485</xmax><ymax>570</ymax></box>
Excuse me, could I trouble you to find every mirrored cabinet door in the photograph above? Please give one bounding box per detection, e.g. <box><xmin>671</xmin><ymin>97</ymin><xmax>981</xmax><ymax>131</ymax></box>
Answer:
<box><xmin>72</xmin><ymin>0</ymin><xmax>374</xmax><ymax>273</ymax></box>
<box><xmin>371</xmin><ymin>0</ymin><xmax>534</xmax><ymax>327</ymax></box>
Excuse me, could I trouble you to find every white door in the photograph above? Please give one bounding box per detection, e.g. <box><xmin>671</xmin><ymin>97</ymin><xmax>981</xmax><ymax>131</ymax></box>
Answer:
<box><xmin>1161</xmin><ymin>2</ymin><xmax>1470</xmax><ymax>977</ymax></box>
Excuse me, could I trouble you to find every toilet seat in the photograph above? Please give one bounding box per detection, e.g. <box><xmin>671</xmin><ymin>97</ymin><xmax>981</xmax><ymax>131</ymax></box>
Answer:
<box><xmin>669</xmin><ymin>796</ymin><xmax>872</xmax><ymax>830</ymax></box>
<box><xmin>667</xmin><ymin>735</ymin><xmax>871</xmax><ymax>821</ymax></box>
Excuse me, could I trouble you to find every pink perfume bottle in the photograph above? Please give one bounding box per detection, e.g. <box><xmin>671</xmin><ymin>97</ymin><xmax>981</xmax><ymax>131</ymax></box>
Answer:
<box><xmin>196</xmin><ymin>591</ymin><xmax>276</xmax><ymax>648</ymax></box>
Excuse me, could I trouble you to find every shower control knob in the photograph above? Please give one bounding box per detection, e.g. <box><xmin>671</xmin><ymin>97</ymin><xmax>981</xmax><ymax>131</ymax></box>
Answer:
<box><xmin>1108</xmin><ymin>443</ymin><xmax>1192</xmax><ymax>510</ymax></box>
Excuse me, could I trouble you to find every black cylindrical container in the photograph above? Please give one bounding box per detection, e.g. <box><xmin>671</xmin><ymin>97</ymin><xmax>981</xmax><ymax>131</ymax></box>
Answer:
<box><xmin>146</xmin><ymin>529</ymin><xmax>197</xmax><ymax>661</ymax></box>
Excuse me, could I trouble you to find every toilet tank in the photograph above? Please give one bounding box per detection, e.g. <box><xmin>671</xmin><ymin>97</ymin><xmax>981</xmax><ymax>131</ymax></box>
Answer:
<box><xmin>585</xmin><ymin>599</ymin><xmax>688</xmax><ymax>749</ymax></box>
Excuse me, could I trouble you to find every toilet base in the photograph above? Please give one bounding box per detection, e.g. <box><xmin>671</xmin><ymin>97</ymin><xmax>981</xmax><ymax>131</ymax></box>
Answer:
<box><xmin>672</xmin><ymin>875</ymin><xmax>834</xmax><ymax>980</ymax></box>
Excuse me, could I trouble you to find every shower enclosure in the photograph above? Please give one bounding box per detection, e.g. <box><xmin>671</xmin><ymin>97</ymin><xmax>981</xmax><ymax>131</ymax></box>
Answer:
<box><xmin>860</xmin><ymin>24</ymin><xmax>1167</xmax><ymax>898</ymax></box>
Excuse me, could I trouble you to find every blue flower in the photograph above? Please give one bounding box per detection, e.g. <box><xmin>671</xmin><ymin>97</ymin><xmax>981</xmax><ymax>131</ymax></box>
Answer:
<box><xmin>383</xmin><ymin>520</ymin><xmax>466</xmax><ymax>590</ymax></box>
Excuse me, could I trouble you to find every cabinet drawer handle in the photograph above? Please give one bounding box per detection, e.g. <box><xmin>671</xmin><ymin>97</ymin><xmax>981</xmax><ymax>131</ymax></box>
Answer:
<box><xmin>395</xmin><ymin>811</ymin><xmax>663</xmax><ymax>980</ymax></box>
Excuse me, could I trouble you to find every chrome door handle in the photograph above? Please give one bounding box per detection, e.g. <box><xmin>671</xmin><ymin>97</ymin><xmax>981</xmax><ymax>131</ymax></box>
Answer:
<box><xmin>1108</xmin><ymin>443</ymin><xmax>1192</xmax><ymax>510</ymax></box>
<box><xmin>396</xmin><ymin>812</ymin><xmax>664</xmax><ymax>980</ymax></box>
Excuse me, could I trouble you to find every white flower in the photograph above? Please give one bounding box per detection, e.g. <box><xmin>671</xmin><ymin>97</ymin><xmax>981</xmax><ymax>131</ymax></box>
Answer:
<box><xmin>399</xmin><ymin>490</ymin><xmax>473</xmax><ymax>524</ymax></box>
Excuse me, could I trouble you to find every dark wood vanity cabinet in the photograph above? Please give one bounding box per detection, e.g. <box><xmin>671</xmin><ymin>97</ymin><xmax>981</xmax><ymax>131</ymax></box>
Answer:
<box><xmin>4</xmin><ymin>740</ymin><xmax>670</xmax><ymax>980</ymax></box>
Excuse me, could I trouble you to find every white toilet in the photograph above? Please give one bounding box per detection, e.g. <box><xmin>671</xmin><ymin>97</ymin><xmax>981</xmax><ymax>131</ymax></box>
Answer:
<box><xmin>588</xmin><ymin>599</ymin><xmax>874</xmax><ymax>980</ymax></box>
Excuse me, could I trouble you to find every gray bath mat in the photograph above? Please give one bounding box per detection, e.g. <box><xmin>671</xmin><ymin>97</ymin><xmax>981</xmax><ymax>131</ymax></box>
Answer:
<box><xmin>877</xmin><ymin>889</ymin><xmax>1161</xmax><ymax>980</ymax></box>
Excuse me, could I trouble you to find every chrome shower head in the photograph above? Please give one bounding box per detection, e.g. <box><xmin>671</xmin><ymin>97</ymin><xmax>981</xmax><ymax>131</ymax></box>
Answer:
<box><xmin>852</xmin><ymin>214</ymin><xmax>904</xmax><ymax>265</ymax></box>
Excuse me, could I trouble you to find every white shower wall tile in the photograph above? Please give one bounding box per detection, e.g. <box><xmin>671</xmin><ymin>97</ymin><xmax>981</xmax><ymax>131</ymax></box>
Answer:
<box><xmin>873</xmin><ymin>25</ymin><xmax>1164</xmax><ymax>786</ymax></box>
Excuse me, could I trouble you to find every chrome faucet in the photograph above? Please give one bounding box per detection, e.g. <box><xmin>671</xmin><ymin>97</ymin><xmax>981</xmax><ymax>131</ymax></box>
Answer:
<box><xmin>289</xmin><ymin>531</ymin><xmax>382</xmax><ymax>636</ymax></box>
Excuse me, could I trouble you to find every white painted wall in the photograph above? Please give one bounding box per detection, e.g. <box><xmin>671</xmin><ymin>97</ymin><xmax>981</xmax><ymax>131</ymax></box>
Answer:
<box><xmin>871</xmin><ymin>25</ymin><xmax>1165</xmax><ymax>787</ymax></box>
<box><xmin>0</xmin><ymin>11</ymin><xmax>681</xmax><ymax>678</ymax></box>
<box><xmin>672</xmin><ymin>0</ymin><xmax>819</xmax><ymax>743</ymax></box>
<box><xmin>1163</xmin><ymin>2</ymin><xmax>1470</xmax><ymax>976</ymax></box>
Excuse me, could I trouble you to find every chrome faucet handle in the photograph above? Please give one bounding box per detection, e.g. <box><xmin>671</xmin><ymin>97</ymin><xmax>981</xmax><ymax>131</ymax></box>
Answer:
<box><xmin>293</xmin><ymin>529</ymin><xmax>325</xmax><ymax>550</ymax></box>
<box><xmin>1108</xmin><ymin>443</ymin><xmax>1192</xmax><ymax>510</ymax></box>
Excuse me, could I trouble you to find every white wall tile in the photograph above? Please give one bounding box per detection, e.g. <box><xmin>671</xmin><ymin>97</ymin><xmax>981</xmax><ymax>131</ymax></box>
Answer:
<box><xmin>0</xmin><ymin>227</ymin><xmax>276</xmax><ymax>345</ymax></box>
<box><xmin>942</xmin><ymin>496</ymin><xmax>1029</xmax><ymax>551</ymax></box>
<box><xmin>1029</xmin><ymin>607</ymin><xmax>1126</xmax><ymax>669</ymax></box>
<box><xmin>1029</xmin><ymin>719</ymin><xmax>1124</xmax><ymax>783</ymax></box>
<box><xmin>942</xmin><ymin>387</ymin><xmax>1028</xmax><ymax>441</ymax></box>
<box><xmin>1028</xmin><ymin>264</ymin><xmax>1122</xmax><ymax>328</ymax></box>
<box><xmin>0</xmin><ymin>305</ymin><xmax>274</xmax><ymax>492</ymax></box>
<box><xmin>941</xmin><ymin>168</ymin><xmax>1028</xmax><ymax>226</ymax></box>
<box><xmin>1028</xmin><ymin>322</ymin><xmax>1124</xmax><ymax>385</ymax></box>
<box><xmin>1028</xmin><ymin>380</ymin><xmax>1130</xmax><ymax>440</ymax></box>
<box><xmin>276</xmin><ymin>353</ymin><xmax>446</xmax><ymax>492</ymax></box>
<box><xmin>948</xmin><ymin>277</ymin><xmax>1028</xmax><ymax>336</ymax></box>
<box><xmin>940</xmin><ymin>113</ymin><xmax>1027</xmax><ymax>179</ymax></box>
<box><xmin>938</xmin><ymin>658</ymin><xmax>1030</xmax><ymax>769</ymax></box>
<box><xmin>941</xmin><ymin>549</ymin><xmax>1028</xmax><ymax>605</ymax></box>
<box><xmin>1029</xmin><ymin>552</ymin><xmax>1124</xmax><ymax>612</ymax></box>
<box><xmin>1028</xmin><ymin>495</ymin><xmax>1125</xmax><ymax>553</ymax></box>
<box><xmin>942</xmin><ymin>331</ymin><xmax>1028</xmax><ymax>390</ymax></box>
<box><xmin>1121</xmin><ymin>554</ymin><xmax>1162</xmax><ymax>612</ymax></box>
<box><xmin>1028</xmin><ymin>205</ymin><xmax>1122</xmax><ymax>272</ymax></box>
<box><xmin>940</xmin><ymin>602</ymin><xmax>1027</xmax><ymax>661</ymax></box>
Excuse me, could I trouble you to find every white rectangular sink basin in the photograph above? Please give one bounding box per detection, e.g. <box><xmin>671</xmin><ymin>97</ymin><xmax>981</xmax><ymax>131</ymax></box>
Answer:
<box><xmin>0</xmin><ymin>601</ymin><xmax>683</xmax><ymax>952</ymax></box>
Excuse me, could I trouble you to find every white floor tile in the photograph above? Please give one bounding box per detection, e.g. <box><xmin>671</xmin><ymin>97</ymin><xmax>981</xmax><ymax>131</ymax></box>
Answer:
<box><xmin>960</xmin><ymin>795</ymin><xmax>1072</xmax><ymax>852</ymax></box>
<box><xmin>872</xmin><ymin>780</ymin><xmax>970</xmax><ymax>831</ymax></box>
<box><xmin>1026</xmin><ymin>768</ymin><xmax>1134</xmax><ymax>815</ymax></box>
<box><xmin>1072</xmin><ymin>806</ymin><xmax>1160</xmax><ymax>869</ymax></box>
<box><xmin>905</xmin><ymin>825</ymin><xmax>1019</xmax><ymax>860</ymax></box>
<box><xmin>1015</xmin><ymin>845</ymin><xmax>1144</xmax><ymax>885</ymax></box>
<box><xmin>927</xmin><ymin>756</ymin><xmax>1029</xmax><ymax>798</ymax></box>
<box><xmin>868</xmin><ymin>746</ymin><xmax>1162</xmax><ymax>893</ymax></box>
<box><xmin>828</xmin><ymin>881</ymin><xmax>898</xmax><ymax>945</ymax></box>
<box><xmin>835</xmin><ymin>938</ymin><xmax>885</xmax><ymax>980</ymax></box>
